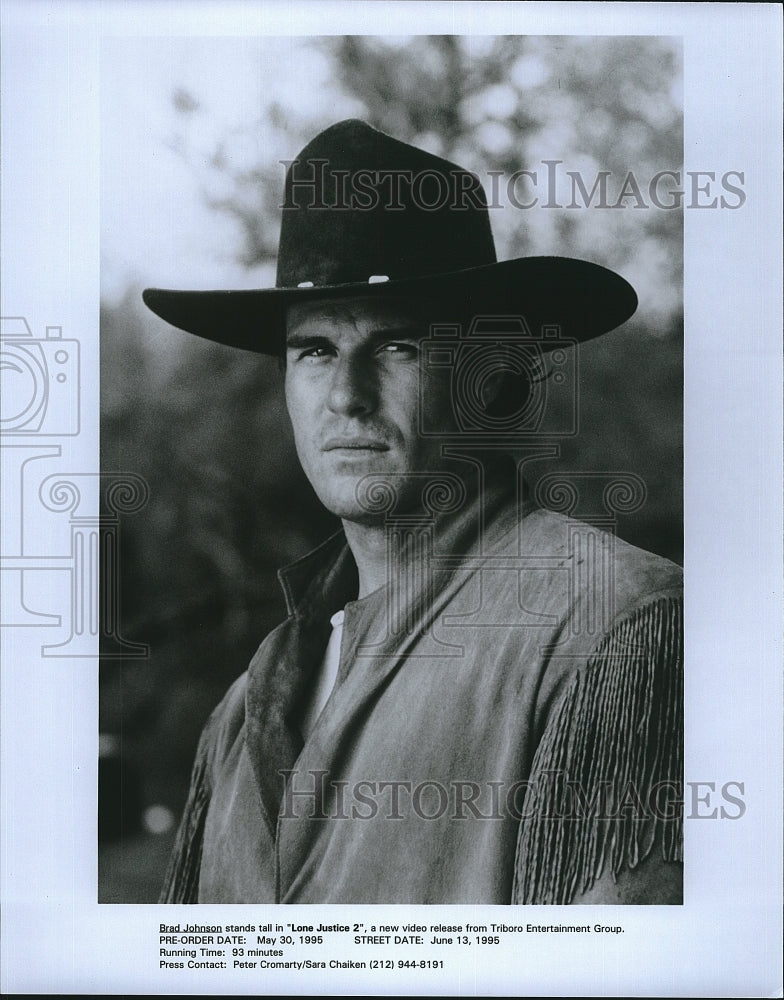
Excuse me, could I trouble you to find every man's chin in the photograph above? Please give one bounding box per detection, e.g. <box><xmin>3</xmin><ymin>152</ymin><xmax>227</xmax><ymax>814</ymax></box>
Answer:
<box><xmin>315</xmin><ymin>488</ymin><xmax>388</xmax><ymax>526</ymax></box>
<box><xmin>319</xmin><ymin>471</ymin><xmax>450</xmax><ymax>526</ymax></box>
<box><xmin>314</xmin><ymin>469</ymin><xmax>403</xmax><ymax>525</ymax></box>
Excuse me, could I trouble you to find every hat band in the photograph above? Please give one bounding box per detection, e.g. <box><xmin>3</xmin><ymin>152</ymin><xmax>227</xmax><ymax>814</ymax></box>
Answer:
<box><xmin>296</xmin><ymin>275</ymin><xmax>390</xmax><ymax>288</ymax></box>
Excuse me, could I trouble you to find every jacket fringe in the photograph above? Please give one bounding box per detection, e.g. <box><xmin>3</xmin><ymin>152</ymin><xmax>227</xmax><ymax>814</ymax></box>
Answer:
<box><xmin>512</xmin><ymin>595</ymin><xmax>683</xmax><ymax>904</ymax></box>
<box><xmin>158</xmin><ymin>720</ymin><xmax>215</xmax><ymax>904</ymax></box>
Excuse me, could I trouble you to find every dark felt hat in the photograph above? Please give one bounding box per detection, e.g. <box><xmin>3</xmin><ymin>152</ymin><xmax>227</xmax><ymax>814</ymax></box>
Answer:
<box><xmin>143</xmin><ymin>119</ymin><xmax>637</xmax><ymax>353</ymax></box>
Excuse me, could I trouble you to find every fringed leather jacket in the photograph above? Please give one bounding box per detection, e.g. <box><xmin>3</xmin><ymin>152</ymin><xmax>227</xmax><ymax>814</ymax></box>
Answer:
<box><xmin>160</xmin><ymin>484</ymin><xmax>683</xmax><ymax>904</ymax></box>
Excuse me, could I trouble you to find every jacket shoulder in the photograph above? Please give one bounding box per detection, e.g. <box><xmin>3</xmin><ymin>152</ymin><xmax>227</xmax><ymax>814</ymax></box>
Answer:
<box><xmin>522</xmin><ymin>506</ymin><xmax>682</xmax><ymax>611</ymax></box>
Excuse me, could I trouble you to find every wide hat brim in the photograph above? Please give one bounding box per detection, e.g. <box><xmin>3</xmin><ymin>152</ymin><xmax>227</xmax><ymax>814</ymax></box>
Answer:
<box><xmin>143</xmin><ymin>255</ymin><xmax>637</xmax><ymax>355</ymax></box>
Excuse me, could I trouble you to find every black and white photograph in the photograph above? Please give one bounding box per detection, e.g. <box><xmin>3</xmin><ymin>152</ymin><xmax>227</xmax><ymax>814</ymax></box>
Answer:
<box><xmin>100</xmin><ymin>33</ymin><xmax>686</xmax><ymax>908</ymax></box>
<box><xmin>1</xmin><ymin>2</ymin><xmax>781</xmax><ymax>995</ymax></box>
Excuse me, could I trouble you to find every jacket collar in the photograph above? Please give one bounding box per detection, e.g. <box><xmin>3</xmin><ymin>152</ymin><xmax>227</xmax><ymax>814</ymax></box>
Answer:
<box><xmin>277</xmin><ymin>529</ymin><xmax>358</xmax><ymax>622</ymax></box>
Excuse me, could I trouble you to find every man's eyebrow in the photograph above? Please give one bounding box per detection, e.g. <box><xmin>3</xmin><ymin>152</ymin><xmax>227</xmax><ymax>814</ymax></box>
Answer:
<box><xmin>285</xmin><ymin>325</ymin><xmax>426</xmax><ymax>348</ymax></box>
<box><xmin>285</xmin><ymin>332</ymin><xmax>333</xmax><ymax>349</ymax></box>
<box><xmin>372</xmin><ymin>325</ymin><xmax>426</xmax><ymax>339</ymax></box>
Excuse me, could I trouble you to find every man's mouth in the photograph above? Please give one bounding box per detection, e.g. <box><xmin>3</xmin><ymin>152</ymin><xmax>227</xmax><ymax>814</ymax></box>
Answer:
<box><xmin>322</xmin><ymin>437</ymin><xmax>390</xmax><ymax>452</ymax></box>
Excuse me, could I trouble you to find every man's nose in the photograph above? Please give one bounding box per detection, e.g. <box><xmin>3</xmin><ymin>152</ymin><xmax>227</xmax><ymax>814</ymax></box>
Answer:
<box><xmin>326</xmin><ymin>355</ymin><xmax>378</xmax><ymax>416</ymax></box>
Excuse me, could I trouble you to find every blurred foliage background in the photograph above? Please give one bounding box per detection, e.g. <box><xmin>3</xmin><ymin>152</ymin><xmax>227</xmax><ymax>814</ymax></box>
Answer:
<box><xmin>99</xmin><ymin>35</ymin><xmax>682</xmax><ymax>901</ymax></box>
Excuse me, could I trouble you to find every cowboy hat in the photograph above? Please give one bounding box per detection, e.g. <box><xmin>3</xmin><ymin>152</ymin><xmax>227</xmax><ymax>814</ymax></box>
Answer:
<box><xmin>143</xmin><ymin>119</ymin><xmax>637</xmax><ymax>353</ymax></box>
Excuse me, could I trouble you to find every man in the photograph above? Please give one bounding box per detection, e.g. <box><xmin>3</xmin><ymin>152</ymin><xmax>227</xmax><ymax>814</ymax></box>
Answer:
<box><xmin>144</xmin><ymin>119</ymin><xmax>683</xmax><ymax>904</ymax></box>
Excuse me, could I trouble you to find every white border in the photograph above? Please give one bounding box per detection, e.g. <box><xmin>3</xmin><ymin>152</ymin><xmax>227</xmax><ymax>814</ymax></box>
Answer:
<box><xmin>1</xmin><ymin>2</ymin><xmax>781</xmax><ymax>996</ymax></box>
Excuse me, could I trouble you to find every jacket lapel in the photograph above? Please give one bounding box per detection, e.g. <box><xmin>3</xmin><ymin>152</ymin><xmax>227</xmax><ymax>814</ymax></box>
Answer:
<box><xmin>244</xmin><ymin>616</ymin><xmax>328</xmax><ymax>837</ymax></box>
<box><xmin>244</xmin><ymin>532</ymin><xmax>358</xmax><ymax>837</ymax></box>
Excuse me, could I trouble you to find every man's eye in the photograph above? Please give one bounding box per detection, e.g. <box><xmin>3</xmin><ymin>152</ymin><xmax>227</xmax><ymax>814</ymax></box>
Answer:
<box><xmin>294</xmin><ymin>345</ymin><xmax>333</xmax><ymax>361</ymax></box>
<box><xmin>379</xmin><ymin>342</ymin><xmax>419</xmax><ymax>357</ymax></box>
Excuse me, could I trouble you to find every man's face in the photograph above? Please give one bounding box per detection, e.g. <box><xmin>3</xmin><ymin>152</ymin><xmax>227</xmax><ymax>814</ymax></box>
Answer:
<box><xmin>284</xmin><ymin>295</ymin><xmax>458</xmax><ymax>524</ymax></box>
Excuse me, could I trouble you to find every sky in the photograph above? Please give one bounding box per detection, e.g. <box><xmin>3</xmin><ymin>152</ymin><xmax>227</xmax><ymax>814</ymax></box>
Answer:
<box><xmin>101</xmin><ymin>36</ymin><xmax>361</xmax><ymax>299</ymax></box>
<box><xmin>100</xmin><ymin>34</ymin><xmax>682</xmax><ymax>331</ymax></box>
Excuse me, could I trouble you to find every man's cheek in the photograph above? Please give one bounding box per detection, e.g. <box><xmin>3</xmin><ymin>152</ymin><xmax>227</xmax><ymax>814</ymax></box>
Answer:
<box><xmin>419</xmin><ymin>374</ymin><xmax>456</xmax><ymax>435</ymax></box>
<box><xmin>290</xmin><ymin>423</ymin><xmax>318</xmax><ymax>477</ymax></box>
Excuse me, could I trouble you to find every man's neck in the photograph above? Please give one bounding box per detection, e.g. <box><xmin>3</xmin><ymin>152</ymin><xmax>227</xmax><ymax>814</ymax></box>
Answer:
<box><xmin>340</xmin><ymin>460</ymin><xmax>521</xmax><ymax>601</ymax></box>
<box><xmin>341</xmin><ymin>519</ymin><xmax>389</xmax><ymax>599</ymax></box>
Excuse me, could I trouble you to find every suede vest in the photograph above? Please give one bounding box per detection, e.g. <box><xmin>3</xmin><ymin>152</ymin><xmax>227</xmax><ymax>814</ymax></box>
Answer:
<box><xmin>161</xmin><ymin>490</ymin><xmax>683</xmax><ymax>904</ymax></box>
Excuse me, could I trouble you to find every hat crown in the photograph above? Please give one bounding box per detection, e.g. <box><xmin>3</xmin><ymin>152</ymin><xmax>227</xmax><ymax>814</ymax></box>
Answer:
<box><xmin>276</xmin><ymin>119</ymin><xmax>497</xmax><ymax>289</ymax></box>
<box><xmin>143</xmin><ymin>119</ymin><xmax>638</xmax><ymax>355</ymax></box>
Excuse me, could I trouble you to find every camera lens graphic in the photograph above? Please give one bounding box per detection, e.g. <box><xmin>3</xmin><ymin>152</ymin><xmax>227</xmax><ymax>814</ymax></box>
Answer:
<box><xmin>0</xmin><ymin>345</ymin><xmax>48</xmax><ymax>431</ymax></box>
<box><xmin>454</xmin><ymin>345</ymin><xmax>545</xmax><ymax>431</ymax></box>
